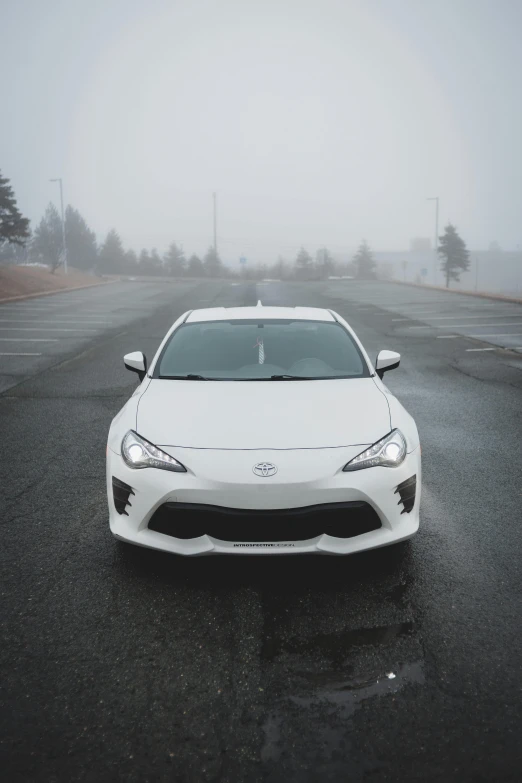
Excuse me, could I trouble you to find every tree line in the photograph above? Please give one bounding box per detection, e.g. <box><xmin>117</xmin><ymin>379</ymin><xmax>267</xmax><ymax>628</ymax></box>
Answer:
<box><xmin>23</xmin><ymin>202</ymin><xmax>227</xmax><ymax>278</ymax></box>
<box><xmin>0</xmin><ymin>170</ymin><xmax>471</xmax><ymax>286</ymax></box>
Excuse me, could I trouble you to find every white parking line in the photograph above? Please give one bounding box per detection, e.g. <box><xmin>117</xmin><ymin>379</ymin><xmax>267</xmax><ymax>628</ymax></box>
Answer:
<box><xmin>421</xmin><ymin>313</ymin><xmax>522</xmax><ymax>321</ymax></box>
<box><xmin>0</xmin><ymin>305</ymin><xmax>113</xmax><ymax>313</ymax></box>
<box><xmin>465</xmin><ymin>348</ymin><xmax>496</xmax><ymax>352</ymax></box>
<box><xmin>0</xmin><ymin>327</ymin><xmax>98</xmax><ymax>332</ymax></box>
<box><xmin>439</xmin><ymin>322</ymin><xmax>522</xmax><ymax>329</ymax></box>
<box><xmin>0</xmin><ymin>319</ymin><xmax>112</xmax><ymax>325</ymax></box>
<box><xmin>465</xmin><ymin>332</ymin><xmax>522</xmax><ymax>338</ymax></box>
<box><xmin>0</xmin><ymin>337</ymin><xmax>58</xmax><ymax>342</ymax></box>
<box><xmin>0</xmin><ymin>352</ymin><xmax>43</xmax><ymax>356</ymax></box>
<box><xmin>395</xmin><ymin>313</ymin><xmax>522</xmax><ymax>323</ymax></box>
<box><xmin>436</xmin><ymin>335</ymin><xmax>458</xmax><ymax>338</ymax></box>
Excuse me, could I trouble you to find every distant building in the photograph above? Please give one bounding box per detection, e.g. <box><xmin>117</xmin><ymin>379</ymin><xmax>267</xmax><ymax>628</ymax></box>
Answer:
<box><xmin>374</xmin><ymin>249</ymin><xmax>522</xmax><ymax>295</ymax></box>
<box><xmin>410</xmin><ymin>237</ymin><xmax>431</xmax><ymax>252</ymax></box>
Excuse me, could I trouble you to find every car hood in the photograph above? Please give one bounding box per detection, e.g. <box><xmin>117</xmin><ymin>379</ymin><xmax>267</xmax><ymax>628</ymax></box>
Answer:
<box><xmin>136</xmin><ymin>378</ymin><xmax>391</xmax><ymax>450</ymax></box>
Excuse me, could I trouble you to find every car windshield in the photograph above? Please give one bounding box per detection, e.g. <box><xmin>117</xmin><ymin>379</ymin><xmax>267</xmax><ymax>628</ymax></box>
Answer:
<box><xmin>154</xmin><ymin>319</ymin><xmax>369</xmax><ymax>380</ymax></box>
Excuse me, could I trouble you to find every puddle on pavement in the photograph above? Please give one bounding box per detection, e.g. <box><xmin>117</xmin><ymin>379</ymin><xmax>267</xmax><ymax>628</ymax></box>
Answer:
<box><xmin>290</xmin><ymin>660</ymin><xmax>425</xmax><ymax>712</ymax></box>
<box><xmin>260</xmin><ymin>661</ymin><xmax>424</xmax><ymax>766</ymax></box>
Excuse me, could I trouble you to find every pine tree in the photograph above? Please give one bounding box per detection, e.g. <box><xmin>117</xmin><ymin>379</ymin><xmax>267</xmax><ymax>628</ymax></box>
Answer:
<box><xmin>0</xmin><ymin>236</ymin><xmax>30</xmax><ymax>263</ymax></box>
<box><xmin>98</xmin><ymin>229</ymin><xmax>126</xmax><ymax>274</ymax></box>
<box><xmin>353</xmin><ymin>240</ymin><xmax>376</xmax><ymax>280</ymax></box>
<box><xmin>163</xmin><ymin>242</ymin><xmax>185</xmax><ymax>276</ymax></box>
<box><xmin>203</xmin><ymin>246</ymin><xmax>223</xmax><ymax>277</ymax></box>
<box><xmin>187</xmin><ymin>254</ymin><xmax>204</xmax><ymax>277</ymax></box>
<box><xmin>294</xmin><ymin>247</ymin><xmax>313</xmax><ymax>280</ymax></box>
<box><xmin>138</xmin><ymin>249</ymin><xmax>153</xmax><ymax>274</ymax></box>
<box><xmin>150</xmin><ymin>248</ymin><xmax>163</xmax><ymax>275</ymax></box>
<box><xmin>31</xmin><ymin>202</ymin><xmax>63</xmax><ymax>272</ymax></box>
<box><xmin>65</xmin><ymin>206</ymin><xmax>97</xmax><ymax>271</ymax></box>
<box><xmin>438</xmin><ymin>224</ymin><xmax>470</xmax><ymax>287</ymax></box>
<box><xmin>296</xmin><ymin>247</ymin><xmax>312</xmax><ymax>268</ymax></box>
<box><xmin>124</xmin><ymin>249</ymin><xmax>138</xmax><ymax>272</ymax></box>
<box><xmin>316</xmin><ymin>247</ymin><xmax>334</xmax><ymax>278</ymax></box>
<box><xmin>0</xmin><ymin>170</ymin><xmax>30</xmax><ymax>248</ymax></box>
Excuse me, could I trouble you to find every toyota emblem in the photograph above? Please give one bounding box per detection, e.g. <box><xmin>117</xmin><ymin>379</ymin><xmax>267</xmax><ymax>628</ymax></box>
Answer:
<box><xmin>252</xmin><ymin>462</ymin><xmax>278</xmax><ymax>477</ymax></box>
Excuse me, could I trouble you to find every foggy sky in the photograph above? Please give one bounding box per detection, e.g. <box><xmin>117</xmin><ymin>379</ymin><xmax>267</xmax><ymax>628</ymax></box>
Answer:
<box><xmin>2</xmin><ymin>0</ymin><xmax>521</xmax><ymax>264</ymax></box>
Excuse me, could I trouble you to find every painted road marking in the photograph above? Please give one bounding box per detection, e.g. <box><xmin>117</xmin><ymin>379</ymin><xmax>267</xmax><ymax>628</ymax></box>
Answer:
<box><xmin>464</xmin><ymin>332</ymin><xmax>522</xmax><ymax>338</ymax></box>
<box><xmin>0</xmin><ymin>319</ymin><xmax>112</xmax><ymax>325</ymax></box>
<box><xmin>436</xmin><ymin>335</ymin><xmax>458</xmax><ymax>339</ymax></box>
<box><xmin>439</xmin><ymin>322</ymin><xmax>522</xmax><ymax>329</ymax></box>
<box><xmin>0</xmin><ymin>327</ymin><xmax>98</xmax><ymax>332</ymax></box>
<box><xmin>0</xmin><ymin>338</ymin><xmax>58</xmax><ymax>342</ymax></box>
<box><xmin>395</xmin><ymin>313</ymin><xmax>522</xmax><ymax>323</ymax></box>
<box><xmin>0</xmin><ymin>318</ymin><xmax>112</xmax><ymax>329</ymax></box>
<box><xmin>0</xmin><ymin>352</ymin><xmax>43</xmax><ymax>356</ymax></box>
<box><xmin>422</xmin><ymin>313</ymin><xmax>522</xmax><ymax>320</ymax></box>
<box><xmin>465</xmin><ymin>348</ymin><xmax>496</xmax><ymax>352</ymax></box>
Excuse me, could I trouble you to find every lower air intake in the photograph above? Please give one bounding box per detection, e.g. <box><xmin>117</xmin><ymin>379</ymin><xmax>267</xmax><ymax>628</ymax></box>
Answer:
<box><xmin>395</xmin><ymin>475</ymin><xmax>416</xmax><ymax>514</ymax></box>
<box><xmin>148</xmin><ymin>501</ymin><xmax>381</xmax><ymax>542</ymax></box>
<box><xmin>112</xmin><ymin>477</ymin><xmax>134</xmax><ymax>515</ymax></box>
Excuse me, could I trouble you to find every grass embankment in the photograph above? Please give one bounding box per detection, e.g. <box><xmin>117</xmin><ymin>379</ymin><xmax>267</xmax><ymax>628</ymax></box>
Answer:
<box><xmin>0</xmin><ymin>265</ymin><xmax>107</xmax><ymax>302</ymax></box>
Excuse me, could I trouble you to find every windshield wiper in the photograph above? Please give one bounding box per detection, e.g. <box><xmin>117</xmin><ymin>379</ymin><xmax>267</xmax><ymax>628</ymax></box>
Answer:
<box><xmin>159</xmin><ymin>374</ymin><xmax>211</xmax><ymax>380</ymax></box>
<box><xmin>269</xmin><ymin>374</ymin><xmax>314</xmax><ymax>380</ymax></box>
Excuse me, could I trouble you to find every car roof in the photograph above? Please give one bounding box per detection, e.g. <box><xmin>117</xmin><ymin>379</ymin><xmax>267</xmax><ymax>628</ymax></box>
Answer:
<box><xmin>185</xmin><ymin>305</ymin><xmax>336</xmax><ymax>323</ymax></box>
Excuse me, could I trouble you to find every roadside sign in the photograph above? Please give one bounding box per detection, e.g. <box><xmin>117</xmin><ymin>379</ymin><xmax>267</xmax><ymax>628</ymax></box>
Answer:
<box><xmin>239</xmin><ymin>256</ymin><xmax>247</xmax><ymax>265</ymax></box>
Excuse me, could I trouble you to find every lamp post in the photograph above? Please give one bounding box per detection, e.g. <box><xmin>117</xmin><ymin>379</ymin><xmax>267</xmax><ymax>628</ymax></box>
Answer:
<box><xmin>50</xmin><ymin>178</ymin><xmax>67</xmax><ymax>273</ymax></box>
<box><xmin>427</xmin><ymin>197</ymin><xmax>439</xmax><ymax>285</ymax></box>
<box><xmin>213</xmin><ymin>192</ymin><xmax>218</xmax><ymax>254</ymax></box>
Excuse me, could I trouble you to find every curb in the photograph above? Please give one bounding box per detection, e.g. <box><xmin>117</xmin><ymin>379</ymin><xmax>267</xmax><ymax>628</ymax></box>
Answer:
<box><xmin>389</xmin><ymin>279</ymin><xmax>522</xmax><ymax>305</ymax></box>
<box><xmin>0</xmin><ymin>279</ymin><xmax>114</xmax><ymax>304</ymax></box>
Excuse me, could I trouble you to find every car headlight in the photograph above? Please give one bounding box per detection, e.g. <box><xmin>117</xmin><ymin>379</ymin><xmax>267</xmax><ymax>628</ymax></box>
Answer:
<box><xmin>121</xmin><ymin>430</ymin><xmax>187</xmax><ymax>472</ymax></box>
<box><xmin>343</xmin><ymin>429</ymin><xmax>407</xmax><ymax>471</ymax></box>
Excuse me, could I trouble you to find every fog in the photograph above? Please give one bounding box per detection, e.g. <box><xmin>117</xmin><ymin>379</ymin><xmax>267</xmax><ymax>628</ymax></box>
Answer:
<box><xmin>2</xmin><ymin>0</ymin><xmax>521</xmax><ymax>263</ymax></box>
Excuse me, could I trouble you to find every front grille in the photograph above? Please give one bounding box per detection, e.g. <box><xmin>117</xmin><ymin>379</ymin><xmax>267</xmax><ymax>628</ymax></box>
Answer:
<box><xmin>148</xmin><ymin>501</ymin><xmax>381</xmax><ymax>542</ymax></box>
<box><xmin>395</xmin><ymin>475</ymin><xmax>416</xmax><ymax>514</ymax></box>
<box><xmin>112</xmin><ymin>477</ymin><xmax>134</xmax><ymax>515</ymax></box>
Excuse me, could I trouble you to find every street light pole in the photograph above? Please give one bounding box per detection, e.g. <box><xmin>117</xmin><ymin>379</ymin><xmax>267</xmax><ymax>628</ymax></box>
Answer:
<box><xmin>50</xmin><ymin>178</ymin><xmax>67</xmax><ymax>273</ymax></box>
<box><xmin>213</xmin><ymin>192</ymin><xmax>218</xmax><ymax>254</ymax></box>
<box><xmin>427</xmin><ymin>197</ymin><xmax>439</xmax><ymax>286</ymax></box>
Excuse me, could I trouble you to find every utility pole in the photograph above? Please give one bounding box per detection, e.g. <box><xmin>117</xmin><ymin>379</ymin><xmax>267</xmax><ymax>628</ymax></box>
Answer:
<box><xmin>50</xmin><ymin>178</ymin><xmax>67</xmax><ymax>273</ymax></box>
<box><xmin>427</xmin><ymin>197</ymin><xmax>439</xmax><ymax>286</ymax></box>
<box><xmin>213</xmin><ymin>191</ymin><xmax>218</xmax><ymax>254</ymax></box>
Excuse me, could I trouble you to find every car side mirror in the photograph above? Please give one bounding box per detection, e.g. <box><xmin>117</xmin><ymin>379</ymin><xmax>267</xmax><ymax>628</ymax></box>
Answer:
<box><xmin>124</xmin><ymin>351</ymin><xmax>147</xmax><ymax>381</ymax></box>
<box><xmin>375</xmin><ymin>350</ymin><xmax>400</xmax><ymax>379</ymax></box>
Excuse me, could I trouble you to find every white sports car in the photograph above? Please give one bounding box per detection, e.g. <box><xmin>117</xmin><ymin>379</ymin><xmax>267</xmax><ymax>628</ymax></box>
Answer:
<box><xmin>107</xmin><ymin>304</ymin><xmax>421</xmax><ymax>555</ymax></box>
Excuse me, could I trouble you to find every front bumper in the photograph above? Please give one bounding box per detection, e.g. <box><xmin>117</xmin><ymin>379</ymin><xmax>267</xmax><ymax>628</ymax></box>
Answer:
<box><xmin>106</xmin><ymin>445</ymin><xmax>421</xmax><ymax>555</ymax></box>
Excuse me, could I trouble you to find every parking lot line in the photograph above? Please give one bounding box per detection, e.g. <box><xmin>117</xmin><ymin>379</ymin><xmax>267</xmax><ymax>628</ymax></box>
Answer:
<box><xmin>0</xmin><ymin>319</ymin><xmax>113</xmax><ymax>325</ymax></box>
<box><xmin>0</xmin><ymin>337</ymin><xmax>58</xmax><ymax>342</ymax></box>
<box><xmin>0</xmin><ymin>352</ymin><xmax>43</xmax><ymax>356</ymax></box>
<box><xmin>439</xmin><ymin>322</ymin><xmax>522</xmax><ymax>329</ymax></box>
<box><xmin>465</xmin><ymin>332</ymin><xmax>522</xmax><ymax>338</ymax></box>
<box><xmin>436</xmin><ymin>335</ymin><xmax>458</xmax><ymax>338</ymax></box>
<box><xmin>420</xmin><ymin>313</ymin><xmax>522</xmax><ymax>320</ymax></box>
<box><xmin>465</xmin><ymin>348</ymin><xmax>496</xmax><ymax>352</ymax></box>
<box><xmin>0</xmin><ymin>327</ymin><xmax>98</xmax><ymax>332</ymax></box>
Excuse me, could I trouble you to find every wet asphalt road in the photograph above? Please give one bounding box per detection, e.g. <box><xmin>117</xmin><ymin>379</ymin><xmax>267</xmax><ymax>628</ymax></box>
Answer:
<box><xmin>1</xmin><ymin>279</ymin><xmax>521</xmax><ymax>783</ymax></box>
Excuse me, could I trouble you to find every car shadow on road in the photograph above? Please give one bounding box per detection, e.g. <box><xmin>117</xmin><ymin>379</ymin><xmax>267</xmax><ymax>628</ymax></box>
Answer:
<box><xmin>113</xmin><ymin>539</ymin><xmax>413</xmax><ymax>594</ymax></box>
